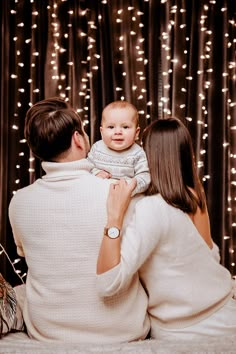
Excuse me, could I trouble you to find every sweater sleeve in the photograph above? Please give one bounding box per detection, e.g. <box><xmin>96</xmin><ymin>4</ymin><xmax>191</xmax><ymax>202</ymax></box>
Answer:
<box><xmin>96</xmin><ymin>198</ymin><xmax>169</xmax><ymax>296</ymax></box>
<box><xmin>87</xmin><ymin>142</ymin><xmax>103</xmax><ymax>176</ymax></box>
<box><xmin>211</xmin><ymin>242</ymin><xmax>221</xmax><ymax>263</ymax></box>
<box><xmin>8</xmin><ymin>194</ymin><xmax>25</xmax><ymax>258</ymax></box>
<box><xmin>132</xmin><ymin>149</ymin><xmax>150</xmax><ymax>196</ymax></box>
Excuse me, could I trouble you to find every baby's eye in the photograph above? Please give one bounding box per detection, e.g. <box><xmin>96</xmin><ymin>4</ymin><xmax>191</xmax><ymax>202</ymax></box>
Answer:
<box><xmin>123</xmin><ymin>126</ymin><xmax>129</xmax><ymax>129</ymax></box>
<box><xmin>107</xmin><ymin>126</ymin><xmax>114</xmax><ymax>129</ymax></box>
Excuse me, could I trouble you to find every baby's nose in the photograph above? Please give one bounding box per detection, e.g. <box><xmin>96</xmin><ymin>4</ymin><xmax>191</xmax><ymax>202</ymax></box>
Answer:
<box><xmin>114</xmin><ymin>127</ymin><xmax>122</xmax><ymax>134</ymax></box>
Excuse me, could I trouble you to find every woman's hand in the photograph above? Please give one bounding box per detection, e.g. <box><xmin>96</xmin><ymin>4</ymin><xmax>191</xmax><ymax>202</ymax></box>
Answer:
<box><xmin>106</xmin><ymin>178</ymin><xmax>137</xmax><ymax>228</ymax></box>
<box><xmin>97</xmin><ymin>178</ymin><xmax>137</xmax><ymax>275</ymax></box>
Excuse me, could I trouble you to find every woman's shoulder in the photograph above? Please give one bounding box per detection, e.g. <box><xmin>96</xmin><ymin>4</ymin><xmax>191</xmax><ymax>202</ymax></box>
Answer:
<box><xmin>131</xmin><ymin>194</ymin><xmax>173</xmax><ymax>238</ymax></box>
<box><xmin>135</xmin><ymin>194</ymin><xmax>195</xmax><ymax>231</ymax></box>
<box><xmin>135</xmin><ymin>193</ymin><xmax>170</xmax><ymax>212</ymax></box>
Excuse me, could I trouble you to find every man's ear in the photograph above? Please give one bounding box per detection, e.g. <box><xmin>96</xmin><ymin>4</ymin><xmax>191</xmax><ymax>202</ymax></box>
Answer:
<box><xmin>73</xmin><ymin>131</ymin><xmax>82</xmax><ymax>148</ymax></box>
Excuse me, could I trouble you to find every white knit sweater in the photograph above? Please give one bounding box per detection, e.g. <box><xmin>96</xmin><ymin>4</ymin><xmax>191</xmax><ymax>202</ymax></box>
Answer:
<box><xmin>96</xmin><ymin>194</ymin><xmax>234</xmax><ymax>334</ymax></box>
<box><xmin>8</xmin><ymin>159</ymin><xmax>149</xmax><ymax>343</ymax></box>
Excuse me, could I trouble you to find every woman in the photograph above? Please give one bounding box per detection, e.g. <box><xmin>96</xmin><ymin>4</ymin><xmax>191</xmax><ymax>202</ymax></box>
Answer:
<box><xmin>97</xmin><ymin>117</ymin><xmax>236</xmax><ymax>340</ymax></box>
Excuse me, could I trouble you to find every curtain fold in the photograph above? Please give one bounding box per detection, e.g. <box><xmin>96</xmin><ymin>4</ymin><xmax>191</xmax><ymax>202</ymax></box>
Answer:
<box><xmin>0</xmin><ymin>0</ymin><xmax>235</xmax><ymax>285</ymax></box>
<box><xmin>0</xmin><ymin>1</ymin><xmax>11</xmax><ymax>278</ymax></box>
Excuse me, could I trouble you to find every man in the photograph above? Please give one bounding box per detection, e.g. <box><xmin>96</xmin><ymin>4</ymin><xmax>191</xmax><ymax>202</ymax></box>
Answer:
<box><xmin>8</xmin><ymin>97</ymin><xmax>149</xmax><ymax>343</ymax></box>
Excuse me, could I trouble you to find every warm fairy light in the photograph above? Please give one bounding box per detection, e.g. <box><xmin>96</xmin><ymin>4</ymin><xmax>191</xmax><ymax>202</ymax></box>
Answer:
<box><xmin>4</xmin><ymin>0</ymin><xmax>236</xmax><ymax>279</ymax></box>
<box><xmin>0</xmin><ymin>244</ymin><xmax>26</xmax><ymax>284</ymax></box>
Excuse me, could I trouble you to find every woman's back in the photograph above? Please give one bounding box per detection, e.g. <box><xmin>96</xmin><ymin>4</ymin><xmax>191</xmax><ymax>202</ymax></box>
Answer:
<box><xmin>188</xmin><ymin>187</ymin><xmax>213</xmax><ymax>249</ymax></box>
<box><xmin>138</xmin><ymin>194</ymin><xmax>233</xmax><ymax>335</ymax></box>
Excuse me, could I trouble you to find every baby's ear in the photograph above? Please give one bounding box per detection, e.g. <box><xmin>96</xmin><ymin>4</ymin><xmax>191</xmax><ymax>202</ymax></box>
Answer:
<box><xmin>135</xmin><ymin>126</ymin><xmax>141</xmax><ymax>140</ymax></box>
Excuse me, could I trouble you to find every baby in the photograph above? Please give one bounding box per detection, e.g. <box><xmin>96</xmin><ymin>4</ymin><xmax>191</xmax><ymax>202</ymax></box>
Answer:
<box><xmin>87</xmin><ymin>100</ymin><xmax>150</xmax><ymax>196</ymax></box>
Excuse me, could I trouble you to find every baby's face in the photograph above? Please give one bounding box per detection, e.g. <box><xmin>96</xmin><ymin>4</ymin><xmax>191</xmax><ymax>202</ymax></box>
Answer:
<box><xmin>100</xmin><ymin>107</ymin><xmax>140</xmax><ymax>151</ymax></box>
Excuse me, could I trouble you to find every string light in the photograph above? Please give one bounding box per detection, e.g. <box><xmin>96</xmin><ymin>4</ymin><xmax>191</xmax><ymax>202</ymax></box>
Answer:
<box><xmin>0</xmin><ymin>244</ymin><xmax>26</xmax><ymax>284</ymax></box>
<box><xmin>4</xmin><ymin>0</ymin><xmax>236</xmax><ymax>279</ymax></box>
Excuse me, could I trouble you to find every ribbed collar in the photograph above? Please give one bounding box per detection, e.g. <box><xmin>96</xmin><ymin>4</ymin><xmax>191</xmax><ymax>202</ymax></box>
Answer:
<box><xmin>41</xmin><ymin>159</ymin><xmax>92</xmax><ymax>181</ymax></box>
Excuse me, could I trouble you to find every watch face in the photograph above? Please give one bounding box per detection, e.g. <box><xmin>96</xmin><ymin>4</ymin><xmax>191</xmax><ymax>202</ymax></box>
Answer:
<box><xmin>107</xmin><ymin>227</ymin><xmax>120</xmax><ymax>239</ymax></box>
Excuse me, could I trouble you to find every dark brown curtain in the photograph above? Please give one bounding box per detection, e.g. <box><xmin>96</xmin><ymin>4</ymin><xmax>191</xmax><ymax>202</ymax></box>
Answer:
<box><xmin>1</xmin><ymin>0</ymin><xmax>236</xmax><ymax>285</ymax></box>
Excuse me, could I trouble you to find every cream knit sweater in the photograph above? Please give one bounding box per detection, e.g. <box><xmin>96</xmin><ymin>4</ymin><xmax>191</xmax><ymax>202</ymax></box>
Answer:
<box><xmin>97</xmin><ymin>194</ymin><xmax>234</xmax><ymax>334</ymax></box>
<box><xmin>8</xmin><ymin>159</ymin><xmax>149</xmax><ymax>343</ymax></box>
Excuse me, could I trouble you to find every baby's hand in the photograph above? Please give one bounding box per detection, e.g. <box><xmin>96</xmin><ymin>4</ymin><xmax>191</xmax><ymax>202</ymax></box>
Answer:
<box><xmin>96</xmin><ymin>170</ymin><xmax>112</xmax><ymax>179</ymax></box>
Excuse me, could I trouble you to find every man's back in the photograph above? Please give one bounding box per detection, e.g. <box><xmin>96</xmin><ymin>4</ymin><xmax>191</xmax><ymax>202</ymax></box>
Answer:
<box><xmin>9</xmin><ymin>159</ymin><xmax>149</xmax><ymax>343</ymax></box>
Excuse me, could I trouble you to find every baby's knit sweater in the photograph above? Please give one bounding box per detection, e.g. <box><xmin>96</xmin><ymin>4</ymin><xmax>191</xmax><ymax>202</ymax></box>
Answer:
<box><xmin>87</xmin><ymin>140</ymin><xmax>150</xmax><ymax>195</ymax></box>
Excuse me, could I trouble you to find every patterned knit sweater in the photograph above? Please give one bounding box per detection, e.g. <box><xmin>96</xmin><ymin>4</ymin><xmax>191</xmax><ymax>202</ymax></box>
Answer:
<box><xmin>87</xmin><ymin>140</ymin><xmax>150</xmax><ymax>196</ymax></box>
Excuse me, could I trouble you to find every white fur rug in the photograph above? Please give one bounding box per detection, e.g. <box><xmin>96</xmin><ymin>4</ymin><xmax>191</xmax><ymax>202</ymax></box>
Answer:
<box><xmin>0</xmin><ymin>332</ymin><xmax>236</xmax><ymax>353</ymax></box>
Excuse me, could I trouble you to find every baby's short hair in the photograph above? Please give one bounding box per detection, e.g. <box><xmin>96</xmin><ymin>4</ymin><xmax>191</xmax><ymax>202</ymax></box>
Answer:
<box><xmin>102</xmin><ymin>101</ymin><xmax>139</xmax><ymax>126</ymax></box>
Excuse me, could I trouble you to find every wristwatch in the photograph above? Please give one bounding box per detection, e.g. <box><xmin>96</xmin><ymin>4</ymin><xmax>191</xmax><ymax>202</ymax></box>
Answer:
<box><xmin>104</xmin><ymin>227</ymin><xmax>120</xmax><ymax>239</ymax></box>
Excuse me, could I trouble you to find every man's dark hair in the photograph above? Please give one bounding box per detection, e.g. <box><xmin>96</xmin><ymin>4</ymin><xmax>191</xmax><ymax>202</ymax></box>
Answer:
<box><xmin>24</xmin><ymin>97</ymin><xmax>84</xmax><ymax>161</ymax></box>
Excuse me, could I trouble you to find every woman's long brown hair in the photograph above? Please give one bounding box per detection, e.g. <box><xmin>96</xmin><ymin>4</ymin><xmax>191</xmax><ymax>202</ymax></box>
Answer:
<box><xmin>142</xmin><ymin>118</ymin><xmax>206</xmax><ymax>214</ymax></box>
